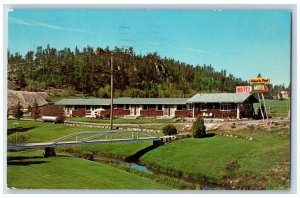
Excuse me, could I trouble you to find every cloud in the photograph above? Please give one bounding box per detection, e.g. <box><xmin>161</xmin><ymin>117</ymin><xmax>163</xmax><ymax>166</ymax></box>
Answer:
<box><xmin>184</xmin><ymin>47</ymin><xmax>209</xmax><ymax>54</ymax></box>
<box><xmin>9</xmin><ymin>17</ymin><xmax>95</xmax><ymax>35</ymax></box>
<box><xmin>9</xmin><ymin>17</ymin><xmax>35</xmax><ymax>26</ymax></box>
<box><xmin>34</xmin><ymin>21</ymin><xmax>64</xmax><ymax>30</ymax></box>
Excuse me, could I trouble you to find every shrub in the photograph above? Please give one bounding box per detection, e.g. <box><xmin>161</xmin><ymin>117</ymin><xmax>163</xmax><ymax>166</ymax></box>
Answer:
<box><xmin>60</xmin><ymin>86</ymin><xmax>76</xmax><ymax>97</ymax></box>
<box><xmin>231</xmin><ymin>122</ymin><xmax>236</xmax><ymax>128</ymax></box>
<box><xmin>82</xmin><ymin>152</ymin><xmax>94</xmax><ymax>161</ymax></box>
<box><xmin>192</xmin><ymin>116</ymin><xmax>206</xmax><ymax>138</ymax></box>
<box><xmin>162</xmin><ymin>124</ymin><xmax>178</xmax><ymax>135</ymax></box>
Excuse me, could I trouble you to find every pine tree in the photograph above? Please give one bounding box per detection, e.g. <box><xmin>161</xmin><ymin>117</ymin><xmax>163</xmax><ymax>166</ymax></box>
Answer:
<box><xmin>192</xmin><ymin>116</ymin><xmax>206</xmax><ymax>138</ymax></box>
<box><xmin>12</xmin><ymin>102</ymin><xmax>23</xmax><ymax>121</ymax></box>
<box><xmin>31</xmin><ymin>100</ymin><xmax>40</xmax><ymax>121</ymax></box>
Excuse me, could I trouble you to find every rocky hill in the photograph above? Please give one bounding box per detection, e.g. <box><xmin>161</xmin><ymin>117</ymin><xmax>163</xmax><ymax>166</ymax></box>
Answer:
<box><xmin>7</xmin><ymin>89</ymin><xmax>48</xmax><ymax>108</ymax></box>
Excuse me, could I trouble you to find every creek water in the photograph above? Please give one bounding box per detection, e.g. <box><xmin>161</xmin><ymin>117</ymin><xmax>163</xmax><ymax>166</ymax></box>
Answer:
<box><xmin>93</xmin><ymin>155</ymin><xmax>226</xmax><ymax>190</ymax></box>
<box><xmin>94</xmin><ymin>156</ymin><xmax>153</xmax><ymax>173</ymax></box>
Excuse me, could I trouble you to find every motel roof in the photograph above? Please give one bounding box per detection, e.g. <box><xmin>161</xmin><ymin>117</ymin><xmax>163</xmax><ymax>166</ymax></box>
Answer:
<box><xmin>55</xmin><ymin>98</ymin><xmax>188</xmax><ymax>106</ymax></box>
<box><xmin>55</xmin><ymin>98</ymin><xmax>111</xmax><ymax>106</ymax></box>
<box><xmin>114</xmin><ymin>98</ymin><xmax>188</xmax><ymax>105</ymax></box>
<box><xmin>187</xmin><ymin>93</ymin><xmax>258</xmax><ymax>103</ymax></box>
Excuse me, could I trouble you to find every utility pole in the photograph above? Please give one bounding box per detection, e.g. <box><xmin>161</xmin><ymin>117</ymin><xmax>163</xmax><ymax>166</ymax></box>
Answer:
<box><xmin>110</xmin><ymin>55</ymin><xmax>114</xmax><ymax>130</ymax></box>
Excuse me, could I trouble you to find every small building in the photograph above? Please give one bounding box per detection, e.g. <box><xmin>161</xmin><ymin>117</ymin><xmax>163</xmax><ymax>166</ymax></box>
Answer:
<box><xmin>187</xmin><ymin>93</ymin><xmax>258</xmax><ymax>119</ymax></box>
<box><xmin>55</xmin><ymin>93</ymin><xmax>258</xmax><ymax>119</ymax></box>
<box><xmin>55</xmin><ymin>98</ymin><xmax>188</xmax><ymax>118</ymax></box>
<box><xmin>274</xmin><ymin>90</ymin><xmax>289</xmax><ymax>100</ymax></box>
<box><xmin>55</xmin><ymin>98</ymin><xmax>111</xmax><ymax>117</ymax></box>
<box><xmin>112</xmin><ymin>98</ymin><xmax>188</xmax><ymax>118</ymax></box>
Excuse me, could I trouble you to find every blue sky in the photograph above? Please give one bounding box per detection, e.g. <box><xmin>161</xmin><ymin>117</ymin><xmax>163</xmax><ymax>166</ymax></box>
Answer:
<box><xmin>8</xmin><ymin>9</ymin><xmax>291</xmax><ymax>86</ymax></box>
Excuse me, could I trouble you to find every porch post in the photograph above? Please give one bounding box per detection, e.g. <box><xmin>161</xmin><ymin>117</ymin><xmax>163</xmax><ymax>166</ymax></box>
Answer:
<box><xmin>236</xmin><ymin>103</ymin><xmax>240</xmax><ymax>119</ymax></box>
<box><xmin>193</xmin><ymin>103</ymin><xmax>195</xmax><ymax>117</ymax></box>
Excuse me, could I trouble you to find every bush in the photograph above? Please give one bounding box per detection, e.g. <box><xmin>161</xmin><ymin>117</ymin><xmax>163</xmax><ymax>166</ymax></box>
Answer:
<box><xmin>82</xmin><ymin>152</ymin><xmax>94</xmax><ymax>161</ymax></box>
<box><xmin>162</xmin><ymin>124</ymin><xmax>178</xmax><ymax>136</ymax></box>
<box><xmin>192</xmin><ymin>116</ymin><xmax>206</xmax><ymax>138</ymax></box>
<box><xmin>60</xmin><ymin>86</ymin><xmax>76</xmax><ymax>97</ymax></box>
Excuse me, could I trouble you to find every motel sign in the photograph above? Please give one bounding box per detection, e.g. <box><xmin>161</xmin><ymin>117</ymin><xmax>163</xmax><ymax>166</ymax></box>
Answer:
<box><xmin>251</xmin><ymin>84</ymin><xmax>268</xmax><ymax>93</ymax></box>
<box><xmin>249</xmin><ymin>76</ymin><xmax>269</xmax><ymax>93</ymax></box>
<box><xmin>236</xmin><ymin>86</ymin><xmax>252</xmax><ymax>93</ymax></box>
<box><xmin>249</xmin><ymin>77</ymin><xmax>270</xmax><ymax>85</ymax></box>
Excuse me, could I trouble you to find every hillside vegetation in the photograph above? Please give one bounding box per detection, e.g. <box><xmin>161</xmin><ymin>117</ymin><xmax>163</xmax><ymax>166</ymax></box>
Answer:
<box><xmin>8</xmin><ymin>45</ymin><xmax>248</xmax><ymax>98</ymax></box>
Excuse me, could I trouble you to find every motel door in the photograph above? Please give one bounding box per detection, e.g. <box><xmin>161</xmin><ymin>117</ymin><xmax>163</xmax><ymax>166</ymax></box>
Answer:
<box><xmin>163</xmin><ymin>105</ymin><xmax>174</xmax><ymax>116</ymax></box>
<box><xmin>130</xmin><ymin>105</ymin><xmax>141</xmax><ymax>116</ymax></box>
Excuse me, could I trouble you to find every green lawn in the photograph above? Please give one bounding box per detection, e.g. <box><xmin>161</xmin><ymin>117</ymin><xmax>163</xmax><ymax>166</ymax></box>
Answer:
<box><xmin>7</xmin><ymin>120</ymin><xmax>162</xmax><ymax>143</ymax></box>
<box><xmin>6</xmin><ymin>120</ymin><xmax>290</xmax><ymax>190</ymax></box>
<box><xmin>141</xmin><ymin>129</ymin><xmax>290</xmax><ymax>189</ymax></box>
<box><xmin>7</xmin><ymin>150</ymin><xmax>170</xmax><ymax>189</ymax></box>
<box><xmin>7</xmin><ymin>120</ymin><xmax>105</xmax><ymax>144</ymax></box>
<box><xmin>253</xmin><ymin>99</ymin><xmax>290</xmax><ymax>118</ymax></box>
<box><xmin>66</xmin><ymin>117</ymin><xmax>175</xmax><ymax>124</ymax></box>
<box><xmin>7</xmin><ymin>120</ymin><xmax>160</xmax><ymax>159</ymax></box>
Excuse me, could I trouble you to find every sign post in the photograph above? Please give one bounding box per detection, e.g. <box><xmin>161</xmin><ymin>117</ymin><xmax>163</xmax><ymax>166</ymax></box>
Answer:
<box><xmin>250</xmin><ymin>77</ymin><xmax>270</xmax><ymax>122</ymax></box>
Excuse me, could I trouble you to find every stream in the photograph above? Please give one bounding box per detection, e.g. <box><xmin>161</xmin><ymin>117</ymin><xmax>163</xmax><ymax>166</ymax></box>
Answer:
<box><xmin>93</xmin><ymin>155</ymin><xmax>227</xmax><ymax>190</ymax></box>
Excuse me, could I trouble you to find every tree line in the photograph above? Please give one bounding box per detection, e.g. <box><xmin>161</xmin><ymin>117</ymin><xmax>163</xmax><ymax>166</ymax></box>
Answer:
<box><xmin>8</xmin><ymin>45</ymin><xmax>284</xmax><ymax>98</ymax></box>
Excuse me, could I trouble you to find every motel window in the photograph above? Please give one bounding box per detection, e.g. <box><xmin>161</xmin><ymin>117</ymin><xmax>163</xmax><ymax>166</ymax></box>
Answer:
<box><xmin>176</xmin><ymin>105</ymin><xmax>184</xmax><ymax>111</ymax></box>
<box><xmin>142</xmin><ymin>105</ymin><xmax>148</xmax><ymax>110</ymax></box>
<box><xmin>123</xmin><ymin>104</ymin><xmax>130</xmax><ymax>110</ymax></box>
<box><xmin>200</xmin><ymin>104</ymin><xmax>207</xmax><ymax>111</ymax></box>
<box><xmin>156</xmin><ymin>105</ymin><xmax>163</xmax><ymax>111</ymax></box>
<box><xmin>220</xmin><ymin>104</ymin><xmax>231</xmax><ymax>111</ymax></box>
<box><xmin>187</xmin><ymin>104</ymin><xmax>193</xmax><ymax>110</ymax></box>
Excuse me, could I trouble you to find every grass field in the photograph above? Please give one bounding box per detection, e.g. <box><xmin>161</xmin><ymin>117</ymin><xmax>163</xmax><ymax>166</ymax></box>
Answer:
<box><xmin>6</xmin><ymin>120</ymin><xmax>290</xmax><ymax>190</ymax></box>
<box><xmin>7</xmin><ymin>120</ymin><xmax>105</xmax><ymax>144</ymax></box>
<box><xmin>141</xmin><ymin>127</ymin><xmax>290</xmax><ymax>189</ymax></box>
<box><xmin>7</xmin><ymin>120</ymin><xmax>159</xmax><ymax>159</ymax></box>
<box><xmin>7</xmin><ymin>150</ymin><xmax>170</xmax><ymax>189</ymax></box>
<box><xmin>253</xmin><ymin>99</ymin><xmax>290</xmax><ymax>118</ymax></box>
<box><xmin>66</xmin><ymin>117</ymin><xmax>175</xmax><ymax>124</ymax></box>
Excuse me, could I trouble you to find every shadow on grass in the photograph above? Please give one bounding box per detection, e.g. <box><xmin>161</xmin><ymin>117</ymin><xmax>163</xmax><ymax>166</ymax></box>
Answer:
<box><xmin>204</xmin><ymin>133</ymin><xmax>216</xmax><ymax>138</ymax></box>
<box><xmin>7</xmin><ymin>126</ymin><xmax>36</xmax><ymax>135</ymax></box>
<box><xmin>7</xmin><ymin>154</ymin><xmax>71</xmax><ymax>166</ymax></box>
<box><xmin>7</xmin><ymin>156</ymin><xmax>44</xmax><ymax>161</ymax></box>
<box><xmin>7</xmin><ymin>160</ymin><xmax>48</xmax><ymax>166</ymax></box>
<box><xmin>7</xmin><ymin>155</ymin><xmax>47</xmax><ymax>166</ymax></box>
<box><xmin>125</xmin><ymin>144</ymin><xmax>161</xmax><ymax>163</ymax></box>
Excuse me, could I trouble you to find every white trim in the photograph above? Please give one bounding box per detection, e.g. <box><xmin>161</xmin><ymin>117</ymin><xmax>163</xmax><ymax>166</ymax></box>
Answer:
<box><xmin>237</xmin><ymin>103</ymin><xmax>240</xmax><ymax>119</ymax></box>
<box><xmin>193</xmin><ymin>104</ymin><xmax>195</xmax><ymax>117</ymax></box>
